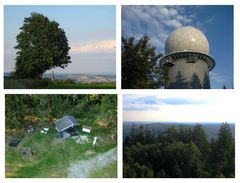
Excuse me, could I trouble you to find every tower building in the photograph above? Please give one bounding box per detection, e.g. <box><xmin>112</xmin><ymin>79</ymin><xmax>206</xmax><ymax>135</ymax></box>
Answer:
<box><xmin>160</xmin><ymin>26</ymin><xmax>215</xmax><ymax>89</ymax></box>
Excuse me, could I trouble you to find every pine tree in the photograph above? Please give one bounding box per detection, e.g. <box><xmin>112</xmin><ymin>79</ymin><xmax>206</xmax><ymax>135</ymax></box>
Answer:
<box><xmin>190</xmin><ymin>73</ymin><xmax>202</xmax><ymax>89</ymax></box>
<box><xmin>163</xmin><ymin>126</ymin><xmax>177</xmax><ymax>143</ymax></box>
<box><xmin>202</xmin><ymin>72</ymin><xmax>210</xmax><ymax>89</ymax></box>
<box><xmin>192</xmin><ymin>124</ymin><xmax>210</xmax><ymax>159</ymax></box>
<box><xmin>168</xmin><ymin>71</ymin><xmax>189</xmax><ymax>89</ymax></box>
<box><xmin>208</xmin><ymin>123</ymin><xmax>235</xmax><ymax>177</ymax></box>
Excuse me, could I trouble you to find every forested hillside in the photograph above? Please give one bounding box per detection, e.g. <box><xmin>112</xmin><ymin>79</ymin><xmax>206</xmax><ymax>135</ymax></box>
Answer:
<box><xmin>123</xmin><ymin>123</ymin><xmax>235</xmax><ymax>178</ymax></box>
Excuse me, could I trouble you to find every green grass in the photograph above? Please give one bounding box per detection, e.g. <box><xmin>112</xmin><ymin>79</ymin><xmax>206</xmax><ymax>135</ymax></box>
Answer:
<box><xmin>6</xmin><ymin>128</ymin><xmax>117</xmax><ymax>178</ymax></box>
<box><xmin>4</xmin><ymin>78</ymin><xmax>116</xmax><ymax>89</ymax></box>
<box><xmin>4</xmin><ymin>78</ymin><xmax>49</xmax><ymax>89</ymax></box>
<box><xmin>90</xmin><ymin>161</ymin><xmax>117</xmax><ymax>178</ymax></box>
<box><xmin>47</xmin><ymin>82</ymin><xmax>116</xmax><ymax>89</ymax></box>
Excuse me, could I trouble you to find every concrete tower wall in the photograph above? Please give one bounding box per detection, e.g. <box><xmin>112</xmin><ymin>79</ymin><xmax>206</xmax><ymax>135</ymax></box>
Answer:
<box><xmin>161</xmin><ymin>26</ymin><xmax>215</xmax><ymax>89</ymax></box>
<box><xmin>166</xmin><ymin>59</ymin><xmax>210</xmax><ymax>89</ymax></box>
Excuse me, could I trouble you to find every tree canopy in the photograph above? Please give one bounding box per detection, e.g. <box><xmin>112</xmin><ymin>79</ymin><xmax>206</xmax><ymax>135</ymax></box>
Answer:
<box><xmin>122</xmin><ymin>35</ymin><xmax>167</xmax><ymax>89</ymax></box>
<box><xmin>14</xmin><ymin>12</ymin><xmax>71</xmax><ymax>79</ymax></box>
<box><xmin>123</xmin><ymin>123</ymin><xmax>235</xmax><ymax>178</ymax></box>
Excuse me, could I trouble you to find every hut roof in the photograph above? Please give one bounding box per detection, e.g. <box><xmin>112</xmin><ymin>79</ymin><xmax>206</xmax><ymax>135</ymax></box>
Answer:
<box><xmin>55</xmin><ymin>116</ymin><xmax>80</xmax><ymax>132</ymax></box>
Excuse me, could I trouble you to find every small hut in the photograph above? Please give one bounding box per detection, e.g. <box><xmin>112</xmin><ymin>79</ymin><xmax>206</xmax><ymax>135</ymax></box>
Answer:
<box><xmin>55</xmin><ymin>116</ymin><xmax>80</xmax><ymax>136</ymax></box>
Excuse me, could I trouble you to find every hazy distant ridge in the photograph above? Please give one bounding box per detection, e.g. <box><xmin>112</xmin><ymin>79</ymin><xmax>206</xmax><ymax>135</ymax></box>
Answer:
<box><xmin>123</xmin><ymin>122</ymin><xmax>235</xmax><ymax>141</ymax></box>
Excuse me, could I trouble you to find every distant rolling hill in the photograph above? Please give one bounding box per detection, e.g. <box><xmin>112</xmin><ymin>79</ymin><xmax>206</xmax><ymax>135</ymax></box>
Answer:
<box><xmin>123</xmin><ymin>122</ymin><xmax>235</xmax><ymax>141</ymax></box>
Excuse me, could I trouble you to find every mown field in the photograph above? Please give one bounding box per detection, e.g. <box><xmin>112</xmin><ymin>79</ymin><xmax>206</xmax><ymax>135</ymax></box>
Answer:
<box><xmin>5</xmin><ymin>95</ymin><xmax>117</xmax><ymax>178</ymax></box>
<box><xmin>4</xmin><ymin>78</ymin><xmax>116</xmax><ymax>89</ymax></box>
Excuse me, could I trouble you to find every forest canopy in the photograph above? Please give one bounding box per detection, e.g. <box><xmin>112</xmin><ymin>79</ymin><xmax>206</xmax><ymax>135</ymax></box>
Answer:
<box><xmin>123</xmin><ymin>123</ymin><xmax>235</xmax><ymax>178</ymax></box>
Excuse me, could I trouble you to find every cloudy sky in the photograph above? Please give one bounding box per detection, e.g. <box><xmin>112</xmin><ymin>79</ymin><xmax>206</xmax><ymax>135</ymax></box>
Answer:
<box><xmin>123</xmin><ymin>93</ymin><xmax>237</xmax><ymax>123</ymax></box>
<box><xmin>4</xmin><ymin>5</ymin><xmax>116</xmax><ymax>75</ymax></box>
<box><xmin>122</xmin><ymin>5</ymin><xmax>233</xmax><ymax>89</ymax></box>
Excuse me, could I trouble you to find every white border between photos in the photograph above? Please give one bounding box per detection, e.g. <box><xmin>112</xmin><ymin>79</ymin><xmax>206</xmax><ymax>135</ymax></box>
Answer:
<box><xmin>0</xmin><ymin>0</ymin><xmax>240</xmax><ymax>183</ymax></box>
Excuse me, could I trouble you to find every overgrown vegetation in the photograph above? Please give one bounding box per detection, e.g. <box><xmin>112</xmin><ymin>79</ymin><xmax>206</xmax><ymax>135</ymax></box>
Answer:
<box><xmin>5</xmin><ymin>94</ymin><xmax>117</xmax><ymax>178</ymax></box>
<box><xmin>123</xmin><ymin>123</ymin><xmax>235</xmax><ymax>178</ymax></box>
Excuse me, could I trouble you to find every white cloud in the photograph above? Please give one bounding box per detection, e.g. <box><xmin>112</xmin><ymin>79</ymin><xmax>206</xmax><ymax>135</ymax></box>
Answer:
<box><xmin>70</xmin><ymin>39</ymin><xmax>116</xmax><ymax>54</ymax></box>
<box><xmin>169</xmin><ymin>8</ymin><xmax>178</xmax><ymax>16</ymax></box>
<box><xmin>183</xmin><ymin>18</ymin><xmax>193</xmax><ymax>24</ymax></box>
<box><xmin>205</xmin><ymin>16</ymin><xmax>215</xmax><ymax>23</ymax></box>
<box><xmin>159</xmin><ymin>7</ymin><xmax>170</xmax><ymax>16</ymax></box>
<box><xmin>164</xmin><ymin>19</ymin><xmax>182</xmax><ymax>28</ymax></box>
<box><xmin>122</xmin><ymin>6</ymin><xmax>196</xmax><ymax>52</ymax></box>
<box><xmin>123</xmin><ymin>93</ymin><xmax>238</xmax><ymax>123</ymax></box>
<box><xmin>176</xmin><ymin>15</ymin><xmax>185</xmax><ymax>21</ymax></box>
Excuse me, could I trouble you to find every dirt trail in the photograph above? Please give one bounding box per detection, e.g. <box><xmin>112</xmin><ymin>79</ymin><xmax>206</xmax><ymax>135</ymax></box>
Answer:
<box><xmin>67</xmin><ymin>147</ymin><xmax>117</xmax><ymax>178</ymax></box>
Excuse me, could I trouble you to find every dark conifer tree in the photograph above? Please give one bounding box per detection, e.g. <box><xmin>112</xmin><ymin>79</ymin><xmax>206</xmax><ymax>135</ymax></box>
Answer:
<box><xmin>213</xmin><ymin>123</ymin><xmax>234</xmax><ymax>177</ymax></box>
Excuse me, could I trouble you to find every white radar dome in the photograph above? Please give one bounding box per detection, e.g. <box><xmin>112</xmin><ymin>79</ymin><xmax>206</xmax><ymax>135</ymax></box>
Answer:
<box><xmin>165</xmin><ymin>26</ymin><xmax>209</xmax><ymax>55</ymax></box>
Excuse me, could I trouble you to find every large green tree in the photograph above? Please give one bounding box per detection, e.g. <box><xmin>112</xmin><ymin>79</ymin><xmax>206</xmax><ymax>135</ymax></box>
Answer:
<box><xmin>122</xmin><ymin>35</ymin><xmax>167</xmax><ymax>89</ymax></box>
<box><xmin>14</xmin><ymin>12</ymin><xmax>71</xmax><ymax>79</ymax></box>
<box><xmin>208</xmin><ymin>123</ymin><xmax>235</xmax><ymax>177</ymax></box>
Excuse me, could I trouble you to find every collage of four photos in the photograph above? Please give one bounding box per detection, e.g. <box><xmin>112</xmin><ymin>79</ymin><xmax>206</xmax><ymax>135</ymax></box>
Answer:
<box><xmin>2</xmin><ymin>2</ymin><xmax>237</xmax><ymax>180</ymax></box>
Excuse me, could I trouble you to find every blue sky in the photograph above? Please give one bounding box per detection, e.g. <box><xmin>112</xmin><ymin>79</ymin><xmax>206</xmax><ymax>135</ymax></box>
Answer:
<box><xmin>122</xmin><ymin>5</ymin><xmax>233</xmax><ymax>89</ymax></box>
<box><xmin>4</xmin><ymin>5</ymin><xmax>116</xmax><ymax>75</ymax></box>
<box><xmin>123</xmin><ymin>94</ymin><xmax>237</xmax><ymax>122</ymax></box>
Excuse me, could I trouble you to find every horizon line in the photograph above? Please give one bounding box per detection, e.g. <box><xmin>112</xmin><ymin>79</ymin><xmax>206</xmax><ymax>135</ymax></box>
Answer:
<box><xmin>4</xmin><ymin>72</ymin><xmax>116</xmax><ymax>75</ymax></box>
<box><xmin>123</xmin><ymin>121</ymin><xmax>235</xmax><ymax>124</ymax></box>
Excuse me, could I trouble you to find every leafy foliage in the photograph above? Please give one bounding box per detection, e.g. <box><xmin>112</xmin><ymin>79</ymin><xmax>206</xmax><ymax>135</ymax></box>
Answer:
<box><xmin>123</xmin><ymin>123</ymin><xmax>235</xmax><ymax>178</ymax></box>
<box><xmin>5</xmin><ymin>94</ymin><xmax>117</xmax><ymax>134</ymax></box>
<box><xmin>122</xmin><ymin>35</ymin><xmax>167</xmax><ymax>89</ymax></box>
<box><xmin>14</xmin><ymin>13</ymin><xmax>71</xmax><ymax>79</ymax></box>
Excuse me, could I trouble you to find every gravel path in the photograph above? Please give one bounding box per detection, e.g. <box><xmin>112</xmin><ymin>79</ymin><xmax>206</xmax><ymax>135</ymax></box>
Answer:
<box><xmin>67</xmin><ymin>147</ymin><xmax>117</xmax><ymax>178</ymax></box>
